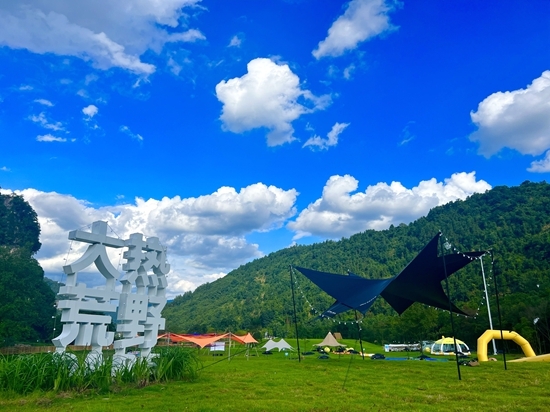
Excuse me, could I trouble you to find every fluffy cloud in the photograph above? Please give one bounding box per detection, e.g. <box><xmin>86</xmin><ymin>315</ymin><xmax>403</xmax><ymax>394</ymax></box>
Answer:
<box><xmin>215</xmin><ymin>58</ymin><xmax>331</xmax><ymax>146</ymax></box>
<box><xmin>82</xmin><ymin>104</ymin><xmax>98</xmax><ymax>118</ymax></box>
<box><xmin>1</xmin><ymin>182</ymin><xmax>298</xmax><ymax>297</ymax></box>
<box><xmin>527</xmin><ymin>150</ymin><xmax>550</xmax><ymax>173</ymax></box>
<box><xmin>288</xmin><ymin>172</ymin><xmax>491</xmax><ymax>239</ymax></box>
<box><xmin>0</xmin><ymin>0</ymin><xmax>203</xmax><ymax>75</ymax></box>
<box><xmin>312</xmin><ymin>0</ymin><xmax>397</xmax><ymax>59</ymax></box>
<box><xmin>303</xmin><ymin>122</ymin><xmax>349</xmax><ymax>150</ymax></box>
<box><xmin>470</xmin><ymin>71</ymin><xmax>550</xmax><ymax>157</ymax></box>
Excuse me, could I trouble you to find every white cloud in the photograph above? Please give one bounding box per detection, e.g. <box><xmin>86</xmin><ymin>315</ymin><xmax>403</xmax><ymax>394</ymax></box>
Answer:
<box><xmin>343</xmin><ymin>64</ymin><xmax>355</xmax><ymax>80</ymax></box>
<box><xmin>19</xmin><ymin>84</ymin><xmax>33</xmax><ymax>90</ymax></box>
<box><xmin>527</xmin><ymin>150</ymin><xmax>550</xmax><ymax>173</ymax></box>
<box><xmin>312</xmin><ymin>0</ymin><xmax>397</xmax><ymax>59</ymax></box>
<box><xmin>34</xmin><ymin>98</ymin><xmax>53</xmax><ymax>106</ymax></box>
<box><xmin>0</xmin><ymin>1</ymin><xmax>204</xmax><ymax>75</ymax></box>
<box><xmin>1</xmin><ymin>166</ymin><xmax>10</xmax><ymax>171</ymax></box>
<box><xmin>228</xmin><ymin>34</ymin><xmax>242</xmax><ymax>48</ymax></box>
<box><xmin>399</xmin><ymin>121</ymin><xmax>415</xmax><ymax>146</ymax></box>
<box><xmin>84</xmin><ymin>74</ymin><xmax>98</xmax><ymax>85</ymax></box>
<box><xmin>216</xmin><ymin>58</ymin><xmax>331</xmax><ymax>146</ymax></box>
<box><xmin>288</xmin><ymin>172</ymin><xmax>491</xmax><ymax>239</ymax></box>
<box><xmin>1</xmin><ymin>182</ymin><xmax>298</xmax><ymax>297</ymax></box>
<box><xmin>167</xmin><ymin>29</ymin><xmax>205</xmax><ymax>43</ymax></box>
<box><xmin>82</xmin><ymin>104</ymin><xmax>98</xmax><ymax>118</ymax></box>
<box><xmin>36</xmin><ymin>134</ymin><xmax>67</xmax><ymax>142</ymax></box>
<box><xmin>470</xmin><ymin>71</ymin><xmax>550</xmax><ymax>157</ymax></box>
<box><xmin>29</xmin><ymin>112</ymin><xmax>64</xmax><ymax>131</ymax></box>
<box><xmin>120</xmin><ymin>125</ymin><xmax>143</xmax><ymax>142</ymax></box>
<box><xmin>303</xmin><ymin>122</ymin><xmax>349</xmax><ymax>150</ymax></box>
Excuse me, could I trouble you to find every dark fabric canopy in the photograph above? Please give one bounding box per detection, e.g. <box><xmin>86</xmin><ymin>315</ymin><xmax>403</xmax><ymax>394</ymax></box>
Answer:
<box><xmin>295</xmin><ymin>233</ymin><xmax>485</xmax><ymax>317</ymax></box>
<box><xmin>295</xmin><ymin>267</ymin><xmax>394</xmax><ymax>317</ymax></box>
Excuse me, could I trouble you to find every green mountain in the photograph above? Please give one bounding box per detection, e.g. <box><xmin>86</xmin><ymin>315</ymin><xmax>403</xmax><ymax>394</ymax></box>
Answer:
<box><xmin>163</xmin><ymin>181</ymin><xmax>550</xmax><ymax>352</ymax></box>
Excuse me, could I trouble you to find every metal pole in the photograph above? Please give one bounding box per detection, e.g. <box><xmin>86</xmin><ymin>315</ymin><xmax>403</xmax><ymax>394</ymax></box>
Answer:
<box><xmin>491</xmin><ymin>252</ymin><xmax>507</xmax><ymax>370</ymax></box>
<box><xmin>289</xmin><ymin>266</ymin><xmax>301</xmax><ymax>362</ymax></box>
<box><xmin>355</xmin><ymin>310</ymin><xmax>365</xmax><ymax>359</ymax></box>
<box><xmin>440</xmin><ymin>234</ymin><xmax>462</xmax><ymax>380</ymax></box>
<box><xmin>480</xmin><ymin>256</ymin><xmax>498</xmax><ymax>355</ymax></box>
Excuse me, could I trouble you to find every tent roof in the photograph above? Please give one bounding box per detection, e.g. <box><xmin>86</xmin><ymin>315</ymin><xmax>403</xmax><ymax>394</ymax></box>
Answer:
<box><xmin>261</xmin><ymin>339</ymin><xmax>276</xmax><ymax>351</ymax></box>
<box><xmin>158</xmin><ymin>332</ymin><xmax>258</xmax><ymax>347</ymax></box>
<box><xmin>314</xmin><ymin>332</ymin><xmax>343</xmax><ymax>347</ymax></box>
<box><xmin>262</xmin><ymin>338</ymin><xmax>294</xmax><ymax>351</ymax></box>
<box><xmin>180</xmin><ymin>333</ymin><xmax>229</xmax><ymax>348</ymax></box>
<box><xmin>295</xmin><ymin>233</ymin><xmax>485</xmax><ymax>318</ymax></box>
<box><xmin>233</xmin><ymin>333</ymin><xmax>258</xmax><ymax>344</ymax></box>
<box><xmin>433</xmin><ymin>337</ymin><xmax>467</xmax><ymax>345</ymax></box>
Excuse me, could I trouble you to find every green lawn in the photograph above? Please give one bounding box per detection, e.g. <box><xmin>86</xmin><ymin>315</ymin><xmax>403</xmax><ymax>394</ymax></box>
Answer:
<box><xmin>1</xmin><ymin>340</ymin><xmax>549</xmax><ymax>411</ymax></box>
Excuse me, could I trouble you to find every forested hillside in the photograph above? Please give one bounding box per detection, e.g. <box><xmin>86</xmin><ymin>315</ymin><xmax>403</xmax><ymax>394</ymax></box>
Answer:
<box><xmin>0</xmin><ymin>192</ymin><xmax>56</xmax><ymax>346</ymax></box>
<box><xmin>164</xmin><ymin>181</ymin><xmax>550</xmax><ymax>353</ymax></box>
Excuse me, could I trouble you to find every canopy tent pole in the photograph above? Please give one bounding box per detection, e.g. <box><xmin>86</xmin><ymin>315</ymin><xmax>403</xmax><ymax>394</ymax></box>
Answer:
<box><xmin>490</xmin><ymin>252</ymin><xmax>507</xmax><ymax>370</ymax></box>
<box><xmin>354</xmin><ymin>310</ymin><xmax>365</xmax><ymax>359</ymax></box>
<box><xmin>289</xmin><ymin>266</ymin><xmax>301</xmax><ymax>362</ymax></box>
<box><xmin>440</xmin><ymin>234</ymin><xmax>462</xmax><ymax>381</ymax></box>
<box><xmin>480</xmin><ymin>256</ymin><xmax>498</xmax><ymax>355</ymax></box>
<box><xmin>228</xmin><ymin>332</ymin><xmax>231</xmax><ymax>362</ymax></box>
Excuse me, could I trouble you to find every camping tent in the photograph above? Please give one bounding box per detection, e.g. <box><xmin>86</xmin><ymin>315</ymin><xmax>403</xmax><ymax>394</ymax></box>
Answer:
<box><xmin>295</xmin><ymin>233</ymin><xmax>485</xmax><ymax>318</ymax></box>
<box><xmin>262</xmin><ymin>338</ymin><xmax>294</xmax><ymax>352</ymax></box>
<box><xmin>232</xmin><ymin>333</ymin><xmax>258</xmax><ymax>344</ymax></box>
<box><xmin>314</xmin><ymin>332</ymin><xmax>343</xmax><ymax>347</ymax></box>
<box><xmin>430</xmin><ymin>337</ymin><xmax>470</xmax><ymax>355</ymax></box>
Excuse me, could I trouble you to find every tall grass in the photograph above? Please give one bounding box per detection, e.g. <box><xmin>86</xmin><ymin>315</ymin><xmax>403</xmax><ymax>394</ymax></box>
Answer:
<box><xmin>0</xmin><ymin>346</ymin><xmax>200</xmax><ymax>395</ymax></box>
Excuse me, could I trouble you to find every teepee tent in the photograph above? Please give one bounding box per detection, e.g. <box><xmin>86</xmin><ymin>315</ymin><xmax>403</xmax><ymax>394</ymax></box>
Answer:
<box><xmin>314</xmin><ymin>332</ymin><xmax>343</xmax><ymax>347</ymax></box>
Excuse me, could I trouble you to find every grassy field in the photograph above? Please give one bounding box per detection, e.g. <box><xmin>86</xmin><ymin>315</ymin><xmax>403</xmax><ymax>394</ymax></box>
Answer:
<box><xmin>1</xmin><ymin>339</ymin><xmax>549</xmax><ymax>411</ymax></box>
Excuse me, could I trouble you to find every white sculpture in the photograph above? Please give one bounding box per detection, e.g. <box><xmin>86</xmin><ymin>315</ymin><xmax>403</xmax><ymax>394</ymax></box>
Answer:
<box><xmin>53</xmin><ymin>221</ymin><xmax>169</xmax><ymax>368</ymax></box>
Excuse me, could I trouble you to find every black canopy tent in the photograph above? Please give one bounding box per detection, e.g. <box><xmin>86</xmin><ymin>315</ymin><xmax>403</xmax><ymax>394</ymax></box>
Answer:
<box><xmin>293</xmin><ymin>233</ymin><xmax>487</xmax><ymax>380</ymax></box>
<box><xmin>294</xmin><ymin>233</ymin><xmax>485</xmax><ymax>318</ymax></box>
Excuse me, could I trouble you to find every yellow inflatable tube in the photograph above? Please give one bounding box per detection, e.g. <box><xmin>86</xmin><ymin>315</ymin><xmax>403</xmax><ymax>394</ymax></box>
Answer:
<box><xmin>477</xmin><ymin>330</ymin><xmax>536</xmax><ymax>362</ymax></box>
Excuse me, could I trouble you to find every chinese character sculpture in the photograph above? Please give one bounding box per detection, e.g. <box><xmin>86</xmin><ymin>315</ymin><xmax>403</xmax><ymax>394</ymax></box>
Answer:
<box><xmin>52</xmin><ymin>221</ymin><xmax>169</xmax><ymax>368</ymax></box>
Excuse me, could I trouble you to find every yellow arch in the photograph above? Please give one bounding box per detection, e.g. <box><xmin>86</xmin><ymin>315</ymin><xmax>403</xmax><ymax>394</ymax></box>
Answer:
<box><xmin>477</xmin><ymin>330</ymin><xmax>536</xmax><ymax>362</ymax></box>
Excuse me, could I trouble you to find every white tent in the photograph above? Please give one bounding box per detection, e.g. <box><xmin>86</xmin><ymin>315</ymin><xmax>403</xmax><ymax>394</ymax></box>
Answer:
<box><xmin>262</xmin><ymin>338</ymin><xmax>294</xmax><ymax>352</ymax></box>
<box><xmin>314</xmin><ymin>332</ymin><xmax>343</xmax><ymax>347</ymax></box>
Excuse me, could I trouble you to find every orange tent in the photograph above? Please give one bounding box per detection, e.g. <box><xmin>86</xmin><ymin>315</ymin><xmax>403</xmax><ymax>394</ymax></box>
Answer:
<box><xmin>158</xmin><ymin>332</ymin><xmax>257</xmax><ymax>348</ymax></box>
<box><xmin>232</xmin><ymin>333</ymin><xmax>258</xmax><ymax>344</ymax></box>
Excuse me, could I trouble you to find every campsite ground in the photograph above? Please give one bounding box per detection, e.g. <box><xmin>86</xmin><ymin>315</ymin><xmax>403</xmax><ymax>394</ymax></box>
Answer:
<box><xmin>1</xmin><ymin>339</ymin><xmax>549</xmax><ymax>411</ymax></box>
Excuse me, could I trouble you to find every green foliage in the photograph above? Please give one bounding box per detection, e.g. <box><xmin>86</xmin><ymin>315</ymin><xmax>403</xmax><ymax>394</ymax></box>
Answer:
<box><xmin>0</xmin><ymin>346</ymin><xmax>200</xmax><ymax>395</ymax></box>
<box><xmin>0</xmin><ymin>247</ymin><xmax>56</xmax><ymax>345</ymax></box>
<box><xmin>0</xmin><ymin>192</ymin><xmax>41</xmax><ymax>253</ymax></box>
<box><xmin>0</xmin><ymin>192</ymin><xmax>56</xmax><ymax>345</ymax></box>
<box><xmin>164</xmin><ymin>181</ymin><xmax>550</xmax><ymax>352</ymax></box>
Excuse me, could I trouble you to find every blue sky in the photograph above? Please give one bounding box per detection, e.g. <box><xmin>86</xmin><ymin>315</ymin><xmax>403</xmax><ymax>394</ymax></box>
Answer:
<box><xmin>1</xmin><ymin>0</ymin><xmax>549</xmax><ymax>297</ymax></box>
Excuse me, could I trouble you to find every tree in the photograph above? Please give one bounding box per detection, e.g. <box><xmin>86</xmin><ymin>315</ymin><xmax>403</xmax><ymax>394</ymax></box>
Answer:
<box><xmin>0</xmin><ymin>192</ymin><xmax>41</xmax><ymax>253</ymax></box>
<box><xmin>0</xmin><ymin>192</ymin><xmax>55</xmax><ymax>345</ymax></box>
